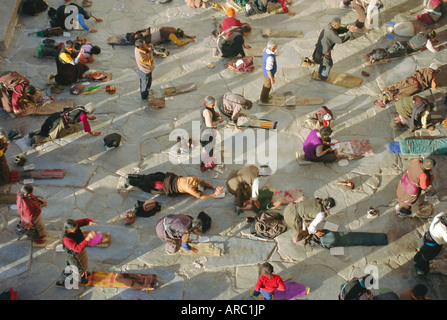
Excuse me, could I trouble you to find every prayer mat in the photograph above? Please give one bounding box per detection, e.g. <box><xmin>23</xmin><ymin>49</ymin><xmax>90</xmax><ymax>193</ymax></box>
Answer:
<box><xmin>82</xmin><ymin>72</ymin><xmax>113</xmax><ymax>82</ymax></box>
<box><xmin>261</xmin><ymin>28</ymin><xmax>303</xmax><ymax>38</ymax></box>
<box><xmin>320</xmin><ymin>231</ymin><xmax>388</xmax><ymax>248</ymax></box>
<box><xmin>179</xmin><ymin>242</ymin><xmax>224</xmax><ymax>256</ymax></box>
<box><xmin>244</xmin><ymin>47</ymin><xmax>264</xmax><ymax>57</ymax></box>
<box><xmin>311</xmin><ymin>69</ymin><xmax>363</xmax><ymax>88</ymax></box>
<box><xmin>237</xmin><ymin>117</ymin><xmax>277</xmax><ymax>130</ymax></box>
<box><xmin>259</xmin><ymin>95</ymin><xmax>323</xmax><ymax>106</ymax></box>
<box><xmin>0</xmin><ymin>194</ymin><xmax>16</xmax><ymax>204</ymax></box>
<box><xmin>390</xmin><ymin>137</ymin><xmax>447</xmax><ymax>155</ymax></box>
<box><xmin>149</xmin><ymin>83</ymin><xmax>197</xmax><ymax>99</ymax></box>
<box><xmin>20</xmin><ymin>169</ymin><xmax>66</xmax><ymax>180</ymax></box>
<box><xmin>274</xmin><ymin>281</ymin><xmax>310</xmax><ymax>300</ymax></box>
<box><xmin>18</xmin><ymin>101</ymin><xmax>74</xmax><ymax>117</ymax></box>
<box><xmin>334</xmin><ymin>139</ymin><xmax>374</xmax><ymax>160</ymax></box>
<box><xmin>83</xmin><ymin>271</ymin><xmax>157</xmax><ymax>290</ymax></box>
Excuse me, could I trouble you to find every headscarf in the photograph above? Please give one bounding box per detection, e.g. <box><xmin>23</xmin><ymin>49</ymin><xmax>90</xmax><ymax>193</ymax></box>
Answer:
<box><xmin>226</xmin><ymin>8</ymin><xmax>236</xmax><ymax>17</ymax></box>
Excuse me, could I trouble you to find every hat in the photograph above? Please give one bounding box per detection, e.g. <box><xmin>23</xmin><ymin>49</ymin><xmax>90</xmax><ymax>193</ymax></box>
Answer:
<box><xmin>84</xmin><ymin>102</ymin><xmax>96</xmax><ymax>114</ymax></box>
<box><xmin>226</xmin><ymin>8</ymin><xmax>236</xmax><ymax>17</ymax></box>
<box><xmin>422</xmin><ymin>158</ymin><xmax>436</xmax><ymax>169</ymax></box>
<box><xmin>429</xmin><ymin>63</ymin><xmax>439</xmax><ymax>70</ymax></box>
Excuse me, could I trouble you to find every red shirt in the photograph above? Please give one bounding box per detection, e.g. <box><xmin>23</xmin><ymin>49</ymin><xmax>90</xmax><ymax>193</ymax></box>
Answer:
<box><xmin>255</xmin><ymin>274</ymin><xmax>286</xmax><ymax>293</ymax></box>
<box><xmin>62</xmin><ymin>218</ymin><xmax>92</xmax><ymax>253</ymax></box>
<box><xmin>222</xmin><ymin>17</ymin><xmax>244</xmax><ymax>31</ymax></box>
<box><xmin>16</xmin><ymin>193</ymin><xmax>41</xmax><ymax>227</ymax></box>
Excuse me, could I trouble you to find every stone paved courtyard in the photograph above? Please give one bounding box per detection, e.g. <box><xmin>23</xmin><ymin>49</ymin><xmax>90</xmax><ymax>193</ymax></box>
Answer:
<box><xmin>0</xmin><ymin>0</ymin><xmax>446</xmax><ymax>301</ymax></box>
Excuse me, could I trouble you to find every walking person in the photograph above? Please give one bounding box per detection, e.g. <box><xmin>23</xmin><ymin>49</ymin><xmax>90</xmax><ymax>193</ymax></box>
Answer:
<box><xmin>16</xmin><ymin>185</ymin><xmax>47</xmax><ymax>244</ymax></box>
<box><xmin>260</xmin><ymin>40</ymin><xmax>277</xmax><ymax>103</ymax></box>
<box><xmin>134</xmin><ymin>39</ymin><xmax>154</xmax><ymax>101</ymax></box>
<box><xmin>413</xmin><ymin>212</ymin><xmax>446</xmax><ymax>275</ymax></box>
<box><xmin>58</xmin><ymin>218</ymin><xmax>97</xmax><ymax>286</ymax></box>
<box><xmin>312</xmin><ymin>17</ymin><xmax>357</xmax><ymax>80</ymax></box>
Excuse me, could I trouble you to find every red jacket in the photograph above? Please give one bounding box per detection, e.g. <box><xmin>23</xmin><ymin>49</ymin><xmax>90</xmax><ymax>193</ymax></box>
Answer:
<box><xmin>62</xmin><ymin>218</ymin><xmax>92</xmax><ymax>253</ymax></box>
<box><xmin>255</xmin><ymin>274</ymin><xmax>286</xmax><ymax>293</ymax></box>
<box><xmin>16</xmin><ymin>193</ymin><xmax>41</xmax><ymax>227</ymax></box>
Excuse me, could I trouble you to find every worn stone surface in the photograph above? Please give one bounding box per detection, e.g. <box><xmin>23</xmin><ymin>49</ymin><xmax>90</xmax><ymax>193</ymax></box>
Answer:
<box><xmin>0</xmin><ymin>0</ymin><xmax>446</xmax><ymax>301</ymax></box>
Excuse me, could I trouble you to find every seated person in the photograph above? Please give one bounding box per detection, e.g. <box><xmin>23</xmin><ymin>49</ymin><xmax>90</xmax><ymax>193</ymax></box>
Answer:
<box><xmin>417</xmin><ymin>0</ymin><xmax>443</xmax><ymax>25</ymax></box>
<box><xmin>217</xmin><ymin>24</ymin><xmax>252</xmax><ymax>58</ymax></box>
<box><xmin>31</xmin><ymin>103</ymin><xmax>101</xmax><ymax>145</ymax></box>
<box><xmin>125</xmin><ymin>172</ymin><xmax>224</xmax><ymax>199</ymax></box>
<box><xmin>394</xmin><ymin>95</ymin><xmax>433</xmax><ymax>132</ymax></box>
<box><xmin>303</xmin><ymin>127</ymin><xmax>337</xmax><ymax>163</ymax></box>
<box><xmin>0</xmin><ymin>71</ymin><xmax>35</xmax><ymax>115</ymax></box>
<box><xmin>53</xmin><ymin>40</ymin><xmax>89</xmax><ymax>86</ymax></box>
<box><xmin>48</xmin><ymin>3</ymin><xmax>103</xmax><ymax>33</ymax></box>
<box><xmin>368</xmin><ymin>31</ymin><xmax>441</xmax><ymax>63</ymax></box>
<box><xmin>217</xmin><ymin>92</ymin><xmax>252</xmax><ymax>130</ymax></box>
<box><xmin>127</xmin><ymin>27</ymin><xmax>195</xmax><ymax>46</ymax></box>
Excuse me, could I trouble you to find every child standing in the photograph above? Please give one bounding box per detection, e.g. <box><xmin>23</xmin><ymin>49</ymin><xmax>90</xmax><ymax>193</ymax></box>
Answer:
<box><xmin>252</xmin><ymin>262</ymin><xmax>285</xmax><ymax>300</ymax></box>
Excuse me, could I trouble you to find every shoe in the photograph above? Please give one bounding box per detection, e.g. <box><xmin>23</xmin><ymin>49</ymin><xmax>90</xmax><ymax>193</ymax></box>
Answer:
<box><xmin>366</xmin><ymin>207</ymin><xmax>379</xmax><ymax>219</ymax></box>
<box><xmin>413</xmin><ymin>265</ymin><xmax>427</xmax><ymax>276</ymax></box>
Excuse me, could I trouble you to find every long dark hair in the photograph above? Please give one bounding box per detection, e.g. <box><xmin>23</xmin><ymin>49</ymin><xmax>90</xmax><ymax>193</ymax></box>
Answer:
<box><xmin>234</xmin><ymin>182</ymin><xmax>251</xmax><ymax>207</ymax></box>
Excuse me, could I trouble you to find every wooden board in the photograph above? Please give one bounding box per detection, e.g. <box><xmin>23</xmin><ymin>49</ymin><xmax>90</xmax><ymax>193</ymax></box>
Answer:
<box><xmin>262</xmin><ymin>28</ymin><xmax>303</xmax><ymax>38</ymax></box>
<box><xmin>0</xmin><ymin>194</ymin><xmax>16</xmax><ymax>204</ymax></box>
<box><xmin>149</xmin><ymin>83</ymin><xmax>197</xmax><ymax>99</ymax></box>
<box><xmin>360</xmin><ymin>49</ymin><xmax>426</xmax><ymax>66</ymax></box>
<box><xmin>311</xmin><ymin>69</ymin><xmax>363</xmax><ymax>88</ymax></box>
<box><xmin>82</xmin><ymin>72</ymin><xmax>113</xmax><ymax>82</ymax></box>
<box><xmin>259</xmin><ymin>95</ymin><xmax>323</xmax><ymax>106</ymax></box>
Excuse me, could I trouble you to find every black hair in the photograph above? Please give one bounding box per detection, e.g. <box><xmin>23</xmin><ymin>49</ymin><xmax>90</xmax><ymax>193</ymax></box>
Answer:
<box><xmin>135</xmin><ymin>39</ymin><xmax>144</xmax><ymax>48</ymax></box>
<box><xmin>320</xmin><ymin>126</ymin><xmax>332</xmax><ymax>137</ymax></box>
<box><xmin>91</xmin><ymin>46</ymin><xmax>101</xmax><ymax>55</ymax></box>
<box><xmin>197</xmin><ymin>181</ymin><xmax>206</xmax><ymax>192</ymax></box>
<box><xmin>176</xmin><ymin>28</ymin><xmax>184</xmax><ymax>38</ymax></box>
<box><xmin>20</xmin><ymin>184</ymin><xmax>33</xmax><ymax>196</ymax></box>
<box><xmin>323</xmin><ymin>197</ymin><xmax>336</xmax><ymax>208</ymax></box>
<box><xmin>25</xmin><ymin>85</ymin><xmax>36</xmax><ymax>96</ymax></box>
<box><xmin>240</xmin><ymin>25</ymin><xmax>251</xmax><ymax>33</ymax></box>
<box><xmin>48</xmin><ymin>7</ymin><xmax>57</xmax><ymax>17</ymax></box>
<box><xmin>412</xmin><ymin>284</ymin><xmax>428</xmax><ymax>298</ymax></box>
<box><xmin>74</xmin><ymin>42</ymin><xmax>81</xmax><ymax>50</ymax></box>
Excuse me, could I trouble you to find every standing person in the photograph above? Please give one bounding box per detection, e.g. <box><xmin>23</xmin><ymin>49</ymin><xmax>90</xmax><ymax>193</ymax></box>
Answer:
<box><xmin>375</xmin><ymin>64</ymin><xmax>440</xmax><ymax>108</ymax></box>
<box><xmin>155</xmin><ymin>214</ymin><xmax>202</xmax><ymax>254</ymax></box>
<box><xmin>352</xmin><ymin>0</ymin><xmax>381</xmax><ymax>29</ymax></box>
<box><xmin>303</xmin><ymin>127</ymin><xmax>337</xmax><ymax>163</ymax></box>
<box><xmin>312</xmin><ymin>17</ymin><xmax>357</xmax><ymax>80</ymax></box>
<box><xmin>400</xmin><ymin>284</ymin><xmax>431</xmax><ymax>300</ymax></box>
<box><xmin>283</xmin><ymin>197</ymin><xmax>336</xmax><ymax>244</ymax></box>
<box><xmin>16</xmin><ymin>185</ymin><xmax>47</xmax><ymax>244</ymax></box>
<box><xmin>58</xmin><ymin>219</ymin><xmax>97</xmax><ymax>285</ymax></box>
<box><xmin>134</xmin><ymin>39</ymin><xmax>154</xmax><ymax>101</ymax></box>
<box><xmin>200</xmin><ymin>96</ymin><xmax>223</xmax><ymax>156</ymax></box>
<box><xmin>251</xmin><ymin>262</ymin><xmax>286</xmax><ymax>300</ymax></box>
<box><xmin>396</xmin><ymin>158</ymin><xmax>435</xmax><ymax>217</ymax></box>
<box><xmin>0</xmin><ymin>128</ymin><xmax>10</xmax><ymax>185</ymax></box>
<box><xmin>53</xmin><ymin>40</ymin><xmax>89</xmax><ymax>85</ymax></box>
<box><xmin>260</xmin><ymin>40</ymin><xmax>277</xmax><ymax>103</ymax></box>
<box><xmin>413</xmin><ymin>212</ymin><xmax>446</xmax><ymax>275</ymax></box>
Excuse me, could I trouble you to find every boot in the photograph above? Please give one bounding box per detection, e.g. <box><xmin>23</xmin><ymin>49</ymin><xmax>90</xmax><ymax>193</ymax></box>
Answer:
<box><xmin>260</xmin><ymin>86</ymin><xmax>271</xmax><ymax>103</ymax></box>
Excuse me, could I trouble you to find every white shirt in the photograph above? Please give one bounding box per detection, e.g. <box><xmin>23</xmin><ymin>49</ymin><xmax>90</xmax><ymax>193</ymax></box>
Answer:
<box><xmin>429</xmin><ymin>212</ymin><xmax>447</xmax><ymax>245</ymax></box>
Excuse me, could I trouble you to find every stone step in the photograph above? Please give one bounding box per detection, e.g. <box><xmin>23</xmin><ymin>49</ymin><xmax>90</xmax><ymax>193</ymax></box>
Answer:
<box><xmin>0</xmin><ymin>0</ymin><xmax>22</xmax><ymax>52</ymax></box>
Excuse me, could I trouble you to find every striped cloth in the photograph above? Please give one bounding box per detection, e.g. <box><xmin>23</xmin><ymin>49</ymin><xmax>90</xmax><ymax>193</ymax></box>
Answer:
<box><xmin>85</xmin><ymin>272</ymin><xmax>157</xmax><ymax>290</ymax></box>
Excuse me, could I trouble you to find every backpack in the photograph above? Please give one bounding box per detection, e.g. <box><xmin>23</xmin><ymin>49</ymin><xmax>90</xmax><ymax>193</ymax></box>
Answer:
<box><xmin>339</xmin><ymin>275</ymin><xmax>372</xmax><ymax>300</ymax></box>
<box><xmin>103</xmin><ymin>133</ymin><xmax>122</xmax><ymax>149</ymax></box>
<box><xmin>253</xmin><ymin>211</ymin><xmax>287</xmax><ymax>239</ymax></box>
<box><xmin>134</xmin><ymin>199</ymin><xmax>161</xmax><ymax>217</ymax></box>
